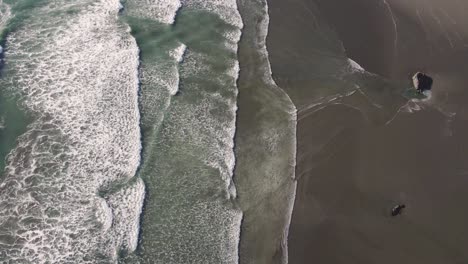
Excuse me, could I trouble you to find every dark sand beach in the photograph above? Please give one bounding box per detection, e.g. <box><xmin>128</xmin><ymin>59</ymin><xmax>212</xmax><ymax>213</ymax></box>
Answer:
<box><xmin>266</xmin><ymin>0</ymin><xmax>468</xmax><ymax>263</ymax></box>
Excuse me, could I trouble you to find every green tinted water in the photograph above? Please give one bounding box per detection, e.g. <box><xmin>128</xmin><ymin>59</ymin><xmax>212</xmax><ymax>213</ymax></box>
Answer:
<box><xmin>0</xmin><ymin>91</ymin><xmax>29</xmax><ymax>173</ymax></box>
<box><xmin>1</xmin><ymin>0</ymin><xmax>48</xmax><ymax>44</ymax></box>
<box><xmin>121</xmin><ymin>8</ymin><xmax>242</xmax><ymax>263</ymax></box>
<box><xmin>0</xmin><ymin>0</ymin><xmax>37</xmax><ymax>174</ymax></box>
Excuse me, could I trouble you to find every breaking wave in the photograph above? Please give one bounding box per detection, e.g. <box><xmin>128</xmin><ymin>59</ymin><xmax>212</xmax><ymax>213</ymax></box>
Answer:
<box><xmin>122</xmin><ymin>0</ymin><xmax>243</xmax><ymax>263</ymax></box>
<box><xmin>0</xmin><ymin>0</ymin><xmax>145</xmax><ymax>262</ymax></box>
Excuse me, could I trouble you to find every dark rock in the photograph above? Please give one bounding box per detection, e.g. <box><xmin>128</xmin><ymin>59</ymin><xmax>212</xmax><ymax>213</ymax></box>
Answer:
<box><xmin>391</xmin><ymin>204</ymin><xmax>406</xmax><ymax>216</ymax></box>
<box><xmin>412</xmin><ymin>72</ymin><xmax>433</xmax><ymax>93</ymax></box>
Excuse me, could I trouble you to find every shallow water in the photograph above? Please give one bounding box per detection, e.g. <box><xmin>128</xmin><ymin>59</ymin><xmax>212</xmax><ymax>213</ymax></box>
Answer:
<box><xmin>0</xmin><ymin>92</ymin><xmax>30</xmax><ymax>176</ymax></box>
<box><xmin>121</xmin><ymin>2</ymin><xmax>244</xmax><ymax>263</ymax></box>
<box><xmin>0</xmin><ymin>0</ymin><xmax>31</xmax><ymax>176</ymax></box>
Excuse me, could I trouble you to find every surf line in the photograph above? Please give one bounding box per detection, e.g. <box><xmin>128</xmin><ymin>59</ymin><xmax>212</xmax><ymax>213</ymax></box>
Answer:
<box><xmin>115</xmin><ymin>2</ymin><xmax>148</xmax><ymax>256</ymax></box>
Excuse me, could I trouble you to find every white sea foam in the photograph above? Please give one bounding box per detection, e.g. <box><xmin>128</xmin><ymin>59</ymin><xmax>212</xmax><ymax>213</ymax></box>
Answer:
<box><xmin>137</xmin><ymin>46</ymin><xmax>183</xmax><ymax>129</ymax></box>
<box><xmin>182</xmin><ymin>0</ymin><xmax>243</xmax><ymax>29</ymax></box>
<box><xmin>0</xmin><ymin>0</ymin><xmax>10</xmax><ymax>58</ymax></box>
<box><xmin>176</xmin><ymin>49</ymin><xmax>239</xmax><ymax>198</ymax></box>
<box><xmin>0</xmin><ymin>0</ymin><xmax>145</xmax><ymax>262</ymax></box>
<box><xmin>169</xmin><ymin>43</ymin><xmax>187</xmax><ymax>63</ymax></box>
<box><xmin>179</xmin><ymin>50</ymin><xmax>211</xmax><ymax>76</ymax></box>
<box><xmin>348</xmin><ymin>58</ymin><xmax>365</xmax><ymax>72</ymax></box>
<box><xmin>126</xmin><ymin>0</ymin><xmax>182</xmax><ymax>24</ymax></box>
<box><xmin>167</xmin><ymin>43</ymin><xmax>186</xmax><ymax>96</ymax></box>
<box><xmin>106</xmin><ymin>178</ymin><xmax>145</xmax><ymax>255</ymax></box>
<box><xmin>0</xmin><ymin>0</ymin><xmax>11</xmax><ymax>31</ymax></box>
<box><xmin>224</xmin><ymin>27</ymin><xmax>243</xmax><ymax>51</ymax></box>
<box><xmin>169</xmin><ymin>15</ymin><xmax>242</xmax><ymax>197</ymax></box>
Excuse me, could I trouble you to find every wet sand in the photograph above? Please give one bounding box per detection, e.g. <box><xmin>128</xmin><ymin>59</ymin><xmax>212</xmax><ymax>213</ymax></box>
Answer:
<box><xmin>266</xmin><ymin>0</ymin><xmax>468</xmax><ymax>263</ymax></box>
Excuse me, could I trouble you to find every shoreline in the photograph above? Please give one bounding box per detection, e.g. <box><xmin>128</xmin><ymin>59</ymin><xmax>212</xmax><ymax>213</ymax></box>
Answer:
<box><xmin>233</xmin><ymin>0</ymin><xmax>297</xmax><ymax>263</ymax></box>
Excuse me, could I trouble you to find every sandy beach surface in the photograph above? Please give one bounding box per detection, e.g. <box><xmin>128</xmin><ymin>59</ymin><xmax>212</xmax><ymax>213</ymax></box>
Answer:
<box><xmin>266</xmin><ymin>0</ymin><xmax>468</xmax><ymax>263</ymax></box>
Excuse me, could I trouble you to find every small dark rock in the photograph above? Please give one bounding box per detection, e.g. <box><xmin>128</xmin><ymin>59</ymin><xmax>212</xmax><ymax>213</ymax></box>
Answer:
<box><xmin>412</xmin><ymin>72</ymin><xmax>433</xmax><ymax>93</ymax></box>
<box><xmin>391</xmin><ymin>204</ymin><xmax>406</xmax><ymax>216</ymax></box>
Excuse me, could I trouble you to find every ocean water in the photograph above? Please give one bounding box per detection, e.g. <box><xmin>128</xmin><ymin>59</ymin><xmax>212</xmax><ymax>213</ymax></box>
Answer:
<box><xmin>0</xmin><ymin>0</ymin><xmax>448</xmax><ymax>263</ymax></box>
<box><xmin>0</xmin><ymin>89</ymin><xmax>30</xmax><ymax>177</ymax></box>
<box><xmin>0</xmin><ymin>0</ymin><xmax>31</xmax><ymax>177</ymax></box>
<box><xmin>121</xmin><ymin>1</ymin><xmax>244</xmax><ymax>263</ymax></box>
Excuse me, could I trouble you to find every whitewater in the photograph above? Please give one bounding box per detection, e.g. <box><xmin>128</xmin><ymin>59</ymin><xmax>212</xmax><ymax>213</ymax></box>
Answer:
<box><xmin>0</xmin><ymin>0</ymin><xmax>144</xmax><ymax>262</ymax></box>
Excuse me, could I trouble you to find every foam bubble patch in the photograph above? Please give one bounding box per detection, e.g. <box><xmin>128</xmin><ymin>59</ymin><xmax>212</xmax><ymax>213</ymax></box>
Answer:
<box><xmin>0</xmin><ymin>0</ymin><xmax>145</xmax><ymax>262</ymax></box>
